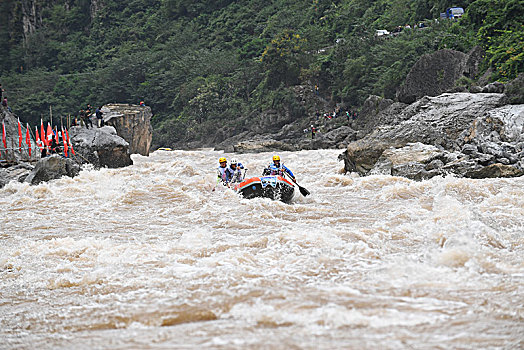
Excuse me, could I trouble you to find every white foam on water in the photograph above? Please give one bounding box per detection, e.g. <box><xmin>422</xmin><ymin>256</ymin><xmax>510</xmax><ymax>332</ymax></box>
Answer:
<box><xmin>1</xmin><ymin>149</ymin><xmax>523</xmax><ymax>349</ymax></box>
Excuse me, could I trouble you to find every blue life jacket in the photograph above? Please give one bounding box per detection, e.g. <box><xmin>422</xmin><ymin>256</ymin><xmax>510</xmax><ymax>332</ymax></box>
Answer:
<box><xmin>266</xmin><ymin>162</ymin><xmax>294</xmax><ymax>178</ymax></box>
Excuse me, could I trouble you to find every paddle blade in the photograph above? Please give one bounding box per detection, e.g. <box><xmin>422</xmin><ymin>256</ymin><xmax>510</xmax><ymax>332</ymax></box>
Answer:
<box><xmin>298</xmin><ymin>185</ymin><xmax>310</xmax><ymax>197</ymax></box>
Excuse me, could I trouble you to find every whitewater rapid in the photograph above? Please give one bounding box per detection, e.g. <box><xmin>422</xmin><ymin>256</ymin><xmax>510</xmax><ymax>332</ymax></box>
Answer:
<box><xmin>1</xmin><ymin>149</ymin><xmax>523</xmax><ymax>349</ymax></box>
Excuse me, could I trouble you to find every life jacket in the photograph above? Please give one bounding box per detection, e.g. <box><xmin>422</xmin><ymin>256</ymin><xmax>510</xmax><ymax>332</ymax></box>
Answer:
<box><xmin>226</xmin><ymin>163</ymin><xmax>244</xmax><ymax>183</ymax></box>
<box><xmin>266</xmin><ymin>162</ymin><xmax>294</xmax><ymax>178</ymax></box>
<box><xmin>217</xmin><ymin>166</ymin><xmax>227</xmax><ymax>182</ymax></box>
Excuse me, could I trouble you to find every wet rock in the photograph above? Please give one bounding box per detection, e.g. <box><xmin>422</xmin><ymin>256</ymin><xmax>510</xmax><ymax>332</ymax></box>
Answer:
<box><xmin>70</xmin><ymin>125</ymin><xmax>133</xmax><ymax>169</ymax></box>
<box><xmin>425</xmin><ymin>159</ymin><xmax>444</xmax><ymax>171</ymax></box>
<box><xmin>391</xmin><ymin>162</ymin><xmax>428</xmax><ymax>179</ymax></box>
<box><xmin>465</xmin><ymin>163</ymin><xmax>524</xmax><ymax>179</ymax></box>
<box><xmin>473</xmin><ymin>152</ymin><xmax>495</xmax><ymax>165</ymax></box>
<box><xmin>24</xmin><ymin>155</ymin><xmax>80</xmax><ymax>185</ymax></box>
<box><xmin>233</xmin><ymin>136</ymin><xmax>296</xmax><ymax>153</ymax></box>
<box><xmin>369</xmin><ymin>143</ymin><xmax>444</xmax><ymax>179</ymax></box>
<box><xmin>102</xmin><ymin>103</ymin><xmax>153</xmax><ymax>156</ymax></box>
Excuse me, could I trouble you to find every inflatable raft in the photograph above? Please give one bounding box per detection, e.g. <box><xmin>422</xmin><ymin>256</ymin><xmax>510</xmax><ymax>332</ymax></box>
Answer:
<box><xmin>234</xmin><ymin>175</ymin><xmax>295</xmax><ymax>203</ymax></box>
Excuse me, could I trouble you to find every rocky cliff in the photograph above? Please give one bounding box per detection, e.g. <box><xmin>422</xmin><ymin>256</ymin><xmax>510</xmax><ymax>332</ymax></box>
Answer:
<box><xmin>396</xmin><ymin>47</ymin><xmax>485</xmax><ymax>104</ymax></box>
<box><xmin>339</xmin><ymin>92</ymin><xmax>524</xmax><ymax>179</ymax></box>
<box><xmin>102</xmin><ymin>104</ymin><xmax>153</xmax><ymax>156</ymax></box>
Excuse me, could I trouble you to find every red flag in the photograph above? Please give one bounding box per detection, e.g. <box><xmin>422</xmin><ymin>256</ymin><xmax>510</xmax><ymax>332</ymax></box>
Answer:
<box><xmin>17</xmin><ymin>118</ymin><xmax>22</xmax><ymax>152</ymax></box>
<box><xmin>35</xmin><ymin>126</ymin><xmax>43</xmax><ymax>151</ymax></box>
<box><xmin>40</xmin><ymin>119</ymin><xmax>46</xmax><ymax>147</ymax></box>
<box><xmin>25</xmin><ymin>123</ymin><xmax>31</xmax><ymax>157</ymax></box>
<box><xmin>46</xmin><ymin>123</ymin><xmax>53</xmax><ymax>145</ymax></box>
<box><xmin>62</xmin><ymin>127</ymin><xmax>68</xmax><ymax>157</ymax></box>
<box><xmin>66</xmin><ymin>129</ymin><xmax>75</xmax><ymax>156</ymax></box>
<box><xmin>1</xmin><ymin>121</ymin><xmax>6</xmax><ymax>156</ymax></box>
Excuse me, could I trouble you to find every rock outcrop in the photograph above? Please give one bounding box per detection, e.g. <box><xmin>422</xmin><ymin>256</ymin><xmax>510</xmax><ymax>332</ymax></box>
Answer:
<box><xmin>24</xmin><ymin>155</ymin><xmax>80</xmax><ymax>185</ymax></box>
<box><xmin>340</xmin><ymin>93</ymin><xmax>524</xmax><ymax>179</ymax></box>
<box><xmin>397</xmin><ymin>48</ymin><xmax>484</xmax><ymax>104</ymax></box>
<box><xmin>102</xmin><ymin>104</ymin><xmax>153</xmax><ymax>156</ymax></box>
<box><xmin>69</xmin><ymin>126</ymin><xmax>133</xmax><ymax>169</ymax></box>
<box><xmin>1</xmin><ymin>107</ymin><xmax>39</xmax><ymax>164</ymax></box>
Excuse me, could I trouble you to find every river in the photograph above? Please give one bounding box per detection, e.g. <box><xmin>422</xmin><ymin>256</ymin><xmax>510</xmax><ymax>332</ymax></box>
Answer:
<box><xmin>1</xmin><ymin>149</ymin><xmax>523</xmax><ymax>349</ymax></box>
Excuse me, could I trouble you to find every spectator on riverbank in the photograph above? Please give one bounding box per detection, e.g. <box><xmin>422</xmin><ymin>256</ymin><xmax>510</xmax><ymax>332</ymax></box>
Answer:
<box><xmin>2</xmin><ymin>97</ymin><xmax>11</xmax><ymax>113</ymax></box>
<box><xmin>80</xmin><ymin>109</ymin><xmax>93</xmax><ymax>129</ymax></box>
<box><xmin>95</xmin><ymin>106</ymin><xmax>104</xmax><ymax>127</ymax></box>
<box><xmin>0</xmin><ymin>83</ymin><xmax>4</xmax><ymax>99</ymax></box>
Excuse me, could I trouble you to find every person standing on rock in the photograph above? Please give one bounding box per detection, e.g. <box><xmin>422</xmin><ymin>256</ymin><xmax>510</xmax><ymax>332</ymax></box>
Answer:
<box><xmin>95</xmin><ymin>106</ymin><xmax>104</xmax><ymax>127</ymax></box>
<box><xmin>81</xmin><ymin>109</ymin><xmax>93</xmax><ymax>129</ymax></box>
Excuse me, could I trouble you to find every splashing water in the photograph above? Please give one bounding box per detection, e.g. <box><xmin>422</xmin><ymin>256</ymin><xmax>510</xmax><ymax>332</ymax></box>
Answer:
<box><xmin>1</xmin><ymin>149</ymin><xmax>523</xmax><ymax>349</ymax></box>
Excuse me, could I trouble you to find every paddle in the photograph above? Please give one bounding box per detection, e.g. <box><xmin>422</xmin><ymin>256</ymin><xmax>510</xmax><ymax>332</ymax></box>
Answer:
<box><xmin>283</xmin><ymin>172</ymin><xmax>310</xmax><ymax>197</ymax></box>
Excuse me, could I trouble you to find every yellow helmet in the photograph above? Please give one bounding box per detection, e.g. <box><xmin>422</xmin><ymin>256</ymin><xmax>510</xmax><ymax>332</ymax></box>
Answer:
<box><xmin>273</xmin><ymin>155</ymin><xmax>280</xmax><ymax>161</ymax></box>
<box><xmin>219</xmin><ymin>157</ymin><xmax>227</xmax><ymax>163</ymax></box>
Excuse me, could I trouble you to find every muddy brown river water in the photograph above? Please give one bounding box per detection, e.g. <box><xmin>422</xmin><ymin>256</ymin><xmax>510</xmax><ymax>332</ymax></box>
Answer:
<box><xmin>1</xmin><ymin>149</ymin><xmax>523</xmax><ymax>349</ymax></box>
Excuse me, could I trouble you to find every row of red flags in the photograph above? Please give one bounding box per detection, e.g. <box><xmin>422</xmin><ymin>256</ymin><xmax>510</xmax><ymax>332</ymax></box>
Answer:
<box><xmin>1</xmin><ymin>118</ymin><xmax>75</xmax><ymax>158</ymax></box>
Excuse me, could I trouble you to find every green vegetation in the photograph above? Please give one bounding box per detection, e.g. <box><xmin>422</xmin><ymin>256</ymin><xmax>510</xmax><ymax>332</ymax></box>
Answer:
<box><xmin>0</xmin><ymin>0</ymin><xmax>522</xmax><ymax>147</ymax></box>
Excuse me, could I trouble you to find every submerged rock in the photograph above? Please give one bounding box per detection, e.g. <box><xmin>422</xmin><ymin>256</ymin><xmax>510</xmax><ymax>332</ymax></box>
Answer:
<box><xmin>24</xmin><ymin>155</ymin><xmax>80</xmax><ymax>185</ymax></box>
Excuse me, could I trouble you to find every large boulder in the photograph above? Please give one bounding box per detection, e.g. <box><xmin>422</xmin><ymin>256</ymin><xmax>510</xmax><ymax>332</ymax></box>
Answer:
<box><xmin>342</xmin><ymin>93</ymin><xmax>505</xmax><ymax>174</ymax></box>
<box><xmin>24</xmin><ymin>155</ymin><xmax>80</xmax><ymax>185</ymax></box>
<box><xmin>102</xmin><ymin>103</ymin><xmax>153</xmax><ymax>156</ymax></box>
<box><xmin>397</xmin><ymin>48</ymin><xmax>484</xmax><ymax>104</ymax></box>
<box><xmin>69</xmin><ymin>126</ymin><xmax>133</xmax><ymax>168</ymax></box>
<box><xmin>340</xmin><ymin>92</ymin><xmax>524</xmax><ymax>179</ymax></box>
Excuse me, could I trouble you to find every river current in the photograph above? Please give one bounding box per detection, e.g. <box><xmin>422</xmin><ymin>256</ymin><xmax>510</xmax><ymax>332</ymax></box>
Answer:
<box><xmin>1</xmin><ymin>149</ymin><xmax>523</xmax><ymax>349</ymax></box>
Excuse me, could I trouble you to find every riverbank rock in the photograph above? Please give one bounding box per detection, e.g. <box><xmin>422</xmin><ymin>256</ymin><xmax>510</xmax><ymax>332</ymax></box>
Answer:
<box><xmin>233</xmin><ymin>136</ymin><xmax>297</xmax><ymax>153</ymax></box>
<box><xmin>102</xmin><ymin>103</ymin><xmax>153</xmax><ymax>156</ymax></box>
<box><xmin>24</xmin><ymin>155</ymin><xmax>80</xmax><ymax>185</ymax></box>
<box><xmin>1</xmin><ymin>107</ymin><xmax>39</xmax><ymax>164</ymax></box>
<box><xmin>0</xmin><ymin>163</ymin><xmax>34</xmax><ymax>188</ymax></box>
<box><xmin>340</xmin><ymin>92</ymin><xmax>524</xmax><ymax>179</ymax></box>
<box><xmin>69</xmin><ymin>126</ymin><xmax>132</xmax><ymax>168</ymax></box>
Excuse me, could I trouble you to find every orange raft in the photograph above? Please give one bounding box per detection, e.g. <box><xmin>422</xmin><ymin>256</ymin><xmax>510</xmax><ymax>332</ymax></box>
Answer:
<box><xmin>233</xmin><ymin>175</ymin><xmax>295</xmax><ymax>203</ymax></box>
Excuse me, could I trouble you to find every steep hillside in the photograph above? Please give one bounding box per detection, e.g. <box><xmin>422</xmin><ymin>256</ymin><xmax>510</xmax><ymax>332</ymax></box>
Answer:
<box><xmin>0</xmin><ymin>0</ymin><xmax>522</xmax><ymax>148</ymax></box>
